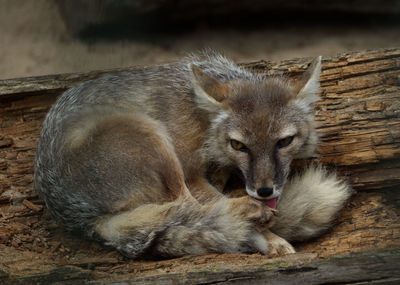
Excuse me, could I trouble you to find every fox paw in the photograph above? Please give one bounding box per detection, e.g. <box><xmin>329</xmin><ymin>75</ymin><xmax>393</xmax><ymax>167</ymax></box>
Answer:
<box><xmin>231</xmin><ymin>196</ymin><xmax>275</xmax><ymax>226</ymax></box>
<box><xmin>264</xmin><ymin>230</ymin><xmax>296</xmax><ymax>257</ymax></box>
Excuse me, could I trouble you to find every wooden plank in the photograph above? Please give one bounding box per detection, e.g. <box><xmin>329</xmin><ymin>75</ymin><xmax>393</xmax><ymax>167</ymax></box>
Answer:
<box><xmin>2</xmin><ymin>249</ymin><xmax>399</xmax><ymax>284</ymax></box>
<box><xmin>0</xmin><ymin>48</ymin><xmax>399</xmax><ymax>283</ymax></box>
<box><xmin>1</xmin><ymin>48</ymin><xmax>399</xmax><ymax>191</ymax></box>
<box><xmin>111</xmin><ymin>249</ymin><xmax>400</xmax><ymax>285</ymax></box>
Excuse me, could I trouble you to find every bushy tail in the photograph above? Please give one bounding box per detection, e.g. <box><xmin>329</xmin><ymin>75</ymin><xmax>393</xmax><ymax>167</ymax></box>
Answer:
<box><xmin>94</xmin><ymin>198</ymin><xmax>269</xmax><ymax>259</ymax></box>
<box><xmin>271</xmin><ymin>165</ymin><xmax>352</xmax><ymax>241</ymax></box>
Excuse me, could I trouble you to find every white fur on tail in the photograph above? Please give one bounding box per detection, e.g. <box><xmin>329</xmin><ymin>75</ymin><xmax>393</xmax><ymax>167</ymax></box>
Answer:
<box><xmin>271</xmin><ymin>164</ymin><xmax>351</xmax><ymax>241</ymax></box>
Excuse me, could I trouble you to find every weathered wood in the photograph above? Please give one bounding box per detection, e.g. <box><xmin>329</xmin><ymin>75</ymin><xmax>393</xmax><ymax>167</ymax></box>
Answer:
<box><xmin>1</xmin><ymin>48</ymin><xmax>399</xmax><ymax>190</ymax></box>
<box><xmin>99</xmin><ymin>248</ymin><xmax>400</xmax><ymax>285</ymax></box>
<box><xmin>0</xmin><ymin>48</ymin><xmax>399</xmax><ymax>283</ymax></box>
<box><xmin>2</xmin><ymin>249</ymin><xmax>399</xmax><ymax>284</ymax></box>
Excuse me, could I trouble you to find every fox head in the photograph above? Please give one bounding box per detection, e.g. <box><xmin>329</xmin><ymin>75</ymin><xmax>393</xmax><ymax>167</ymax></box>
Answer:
<box><xmin>189</xmin><ymin>57</ymin><xmax>322</xmax><ymax>205</ymax></box>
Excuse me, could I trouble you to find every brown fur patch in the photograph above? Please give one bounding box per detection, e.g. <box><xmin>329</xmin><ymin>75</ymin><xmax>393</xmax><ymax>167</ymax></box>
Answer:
<box><xmin>191</xmin><ymin>64</ymin><xmax>230</xmax><ymax>102</ymax></box>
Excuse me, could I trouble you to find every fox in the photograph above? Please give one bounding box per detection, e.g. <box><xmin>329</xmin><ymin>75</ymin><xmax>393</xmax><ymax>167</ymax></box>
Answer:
<box><xmin>34</xmin><ymin>52</ymin><xmax>351</xmax><ymax>259</ymax></box>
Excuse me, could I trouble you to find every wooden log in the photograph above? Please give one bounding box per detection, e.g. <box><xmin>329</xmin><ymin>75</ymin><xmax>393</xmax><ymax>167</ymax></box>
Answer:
<box><xmin>96</xmin><ymin>249</ymin><xmax>400</xmax><ymax>285</ymax></box>
<box><xmin>2</xmin><ymin>249</ymin><xmax>399</xmax><ymax>284</ymax></box>
<box><xmin>0</xmin><ymin>48</ymin><xmax>399</xmax><ymax>283</ymax></box>
<box><xmin>1</xmin><ymin>48</ymin><xmax>399</xmax><ymax>191</ymax></box>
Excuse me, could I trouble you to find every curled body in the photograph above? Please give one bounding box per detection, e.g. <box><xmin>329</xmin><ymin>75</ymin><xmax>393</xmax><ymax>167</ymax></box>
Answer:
<box><xmin>35</xmin><ymin>52</ymin><xmax>351</xmax><ymax>258</ymax></box>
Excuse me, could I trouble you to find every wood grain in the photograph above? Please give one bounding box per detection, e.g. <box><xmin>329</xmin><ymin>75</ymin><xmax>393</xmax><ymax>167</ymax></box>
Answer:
<box><xmin>0</xmin><ymin>48</ymin><xmax>399</xmax><ymax>283</ymax></box>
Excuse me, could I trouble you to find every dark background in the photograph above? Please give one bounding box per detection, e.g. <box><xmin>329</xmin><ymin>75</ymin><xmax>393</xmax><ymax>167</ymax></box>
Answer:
<box><xmin>1</xmin><ymin>0</ymin><xmax>399</xmax><ymax>79</ymax></box>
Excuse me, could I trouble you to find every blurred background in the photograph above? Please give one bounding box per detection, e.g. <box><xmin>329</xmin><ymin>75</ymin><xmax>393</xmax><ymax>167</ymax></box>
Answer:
<box><xmin>0</xmin><ymin>0</ymin><xmax>399</xmax><ymax>80</ymax></box>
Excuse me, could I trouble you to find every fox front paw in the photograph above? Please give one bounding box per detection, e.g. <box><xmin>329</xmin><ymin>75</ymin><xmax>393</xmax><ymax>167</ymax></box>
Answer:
<box><xmin>263</xmin><ymin>230</ymin><xmax>296</xmax><ymax>257</ymax></box>
<box><xmin>231</xmin><ymin>196</ymin><xmax>275</xmax><ymax>226</ymax></box>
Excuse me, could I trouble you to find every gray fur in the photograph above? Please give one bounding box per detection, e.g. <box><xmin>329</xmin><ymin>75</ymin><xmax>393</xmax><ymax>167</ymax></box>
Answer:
<box><xmin>35</xmin><ymin>52</ymin><xmax>349</xmax><ymax>258</ymax></box>
<box><xmin>100</xmin><ymin>199</ymin><xmax>268</xmax><ymax>258</ymax></box>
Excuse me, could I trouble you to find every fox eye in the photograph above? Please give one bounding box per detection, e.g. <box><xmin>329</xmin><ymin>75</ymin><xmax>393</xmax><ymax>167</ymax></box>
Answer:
<box><xmin>276</xmin><ymin>136</ymin><xmax>294</xmax><ymax>149</ymax></box>
<box><xmin>230</xmin><ymin>139</ymin><xmax>248</xmax><ymax>153</ymax></box>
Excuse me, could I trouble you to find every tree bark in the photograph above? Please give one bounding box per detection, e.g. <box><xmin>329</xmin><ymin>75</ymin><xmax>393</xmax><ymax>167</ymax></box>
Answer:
<box><xmin>0</xmin><ymin>48</ymin><xmax>399</xmax><ymax>284</ymax></box>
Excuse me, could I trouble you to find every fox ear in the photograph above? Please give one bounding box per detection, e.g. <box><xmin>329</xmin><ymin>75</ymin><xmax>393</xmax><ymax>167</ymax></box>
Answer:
<box><xmin>292</xmin><ymin>56</ymin><xmax>322</xmax><ymax>107</ymax></box>
<box><xmin>189</xmin><ymin>64</ymin><xmax>229</xmax><ymax>107</ymax></box>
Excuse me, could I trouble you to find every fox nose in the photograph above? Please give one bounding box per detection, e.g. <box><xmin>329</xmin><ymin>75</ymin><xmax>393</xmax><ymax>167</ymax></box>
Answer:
<box><xmin>257</xmin><ymin>186</ymin><xmax>273</xmax><ymax>197</ymax></box>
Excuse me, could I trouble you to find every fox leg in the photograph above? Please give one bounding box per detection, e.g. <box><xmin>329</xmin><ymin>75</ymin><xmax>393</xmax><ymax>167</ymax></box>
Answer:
<box><xmin>94</xmin><ymin>195</ymin><xmax>275</xmax><ymax>258</ymax></box>
<box><xmin>188</xmin><ymin>177</ymin><xmax>224</xmax><ymax>203</ymax></box>
<box><xmin>66</xmin><ymin>109</ymin><xmax>272</xmax><ymax>258</ymax></box>
<box><xmin>261</xmin><ymin>229</ymin><xmax>296</xmax><ymax>256</ymax></box>
<box><xmin>94</xmin><ymin>199</ymin><xmax>189</xmax><ymax>258</ymax></box>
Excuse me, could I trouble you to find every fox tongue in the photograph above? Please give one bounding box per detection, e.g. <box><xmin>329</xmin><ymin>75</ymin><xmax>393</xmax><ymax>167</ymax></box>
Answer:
<box><xmin>263</xmin><ymin>197</ymin><xmax>278</xmax><ymax>209</ymax></box>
